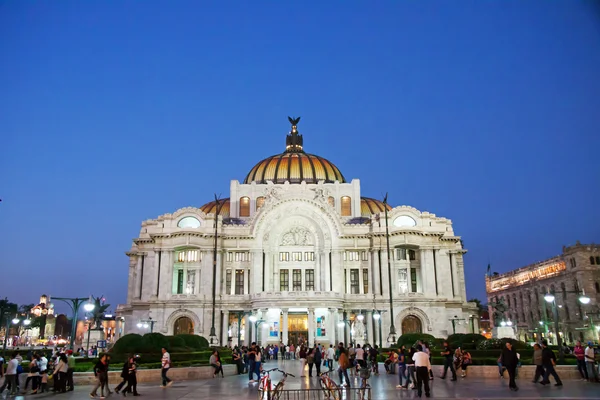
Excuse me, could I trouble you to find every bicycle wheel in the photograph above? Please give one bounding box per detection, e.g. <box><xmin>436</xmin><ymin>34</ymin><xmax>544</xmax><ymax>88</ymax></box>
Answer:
<box><xmin>328</xmin><ymin>379</ymin><xmax>342</xmax><ymax>400</ymax></box>
<box><xmin>271</xmin><ymin>382</ymin><xmax>284</xmax><ymax>400</ymax></box>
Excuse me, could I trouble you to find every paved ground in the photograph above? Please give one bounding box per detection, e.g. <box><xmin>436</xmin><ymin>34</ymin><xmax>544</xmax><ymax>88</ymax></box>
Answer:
<box><xmin>2</xmin><ymin>359</ymin><xmax>599</xmax><ymax>399</ymax></box>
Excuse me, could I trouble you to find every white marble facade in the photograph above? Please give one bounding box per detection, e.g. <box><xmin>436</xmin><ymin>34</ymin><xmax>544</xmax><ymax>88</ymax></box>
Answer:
<box><xmin>117</xmin><ymin>121</ymin><xmax>478</xmax><ymax>347</ymax></box>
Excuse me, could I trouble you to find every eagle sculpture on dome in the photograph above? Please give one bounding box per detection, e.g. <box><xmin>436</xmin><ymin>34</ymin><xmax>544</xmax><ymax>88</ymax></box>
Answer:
<box><xmin>288</xmin><ymin>116</ymin><xmax>301</xmax><ymax>126</ymax></box>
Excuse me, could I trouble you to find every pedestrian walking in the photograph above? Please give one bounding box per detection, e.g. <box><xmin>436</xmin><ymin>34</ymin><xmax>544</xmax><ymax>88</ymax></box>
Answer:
<box><xmin>313</xmin><ymin>344</ymin><xmax>322</xmax><ymax>376</ymax></box>
<box><xmin>161</xmin><ymin>347</ymin><xmax>173</xmax><ymax>388</ymax></box>
<box><xmin>0</xmin><ymin>353</ymin><xmax>19</xmax><ymax>396</ymax></box>
<box><xmin>540</xmin><ymin>340</ymin><xmax>562</xmax><ymax>386</ymax></box>
<box><xmin>90</xmin><ymin>354</ymin><xmax>108</xmax><ymax>398</ymax></box>
<box><xmin>440</xmin><ymin>341</ymin><xmax>457</xmax><ymax>381</ymax></box>
<box><xmin>337</xmin><ymin>344</ymin><xmax>351</xmax><ymax>387</ymax></box>
<box><xmin>531</xmin><ymin>344</ymin><xmax>545</xmax><ymax>383</ymax></box>
<box><xmin>413</xmin><ymin>345</ymin><xmax>431</xmax><ymax>398</ymax></box>
<box><xmin>122</xmin><ymin>355</ymin><xmax>139</xmax><ymax>396</ymax></box>
<box><xmin>66</xmin><ymin>350</ymin><xmax>76</xmax><ymax>391</ymax></box>
<box><xmin>585</xmin><ymin>342</ymin><xmax>599</xmax><ymax>382</ymax></box>
<box><xmin>500</xmin><ymin>342</ymin><xmax>519</xmax><ymax>391</ymax></box>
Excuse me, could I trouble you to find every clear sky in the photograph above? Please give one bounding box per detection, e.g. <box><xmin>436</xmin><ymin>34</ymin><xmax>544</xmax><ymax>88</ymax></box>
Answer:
<box><xmin>1</xmin><ymin>1</ymin><xmax>599</xmax><ymax>313</ymax></box>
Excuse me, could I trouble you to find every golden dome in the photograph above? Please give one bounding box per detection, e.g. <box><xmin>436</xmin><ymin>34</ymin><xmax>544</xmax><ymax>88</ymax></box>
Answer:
<box><xmin>200</xmin><ymin>198</ymin><xmax>231</xmax><ymax>217</ymax></box>
<box><xmin>244</xmin><ymin>153</ymin><xmax>345</xmax><ymax>184</ymax></box>
<box><xmin>360</xmin><ymin>197</ymin><xmax>391</xmax><ymax>217</ymax></box>
<box><xmin>243</xmin><ymin>117</ymin><xmax>346</xmax><ymax>184</ymax></box>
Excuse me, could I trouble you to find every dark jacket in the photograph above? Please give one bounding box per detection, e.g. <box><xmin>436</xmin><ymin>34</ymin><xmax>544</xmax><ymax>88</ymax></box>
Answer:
<box><xmin>501</xmin><ymin>348</ymin><xmax>518</xmax><ymax>368</ymax></box>
<box><xmin>314</xmin><ymin>348</ymin><xmax>322</xmax><ymax>363</ymax></box>
<box><xmin>541</xmin><ymin>347</ymin><xmax>556</xmax><ymax>367</ymax></box>
<box><xmin>93</xmin><ymin>361</ymin><xmax>107</xmax><ymax>377</ymax></box>
<box><xmin>120</xmin><ymin>361</ymin><xmax>129</xmax><ymax>379</ymax></box>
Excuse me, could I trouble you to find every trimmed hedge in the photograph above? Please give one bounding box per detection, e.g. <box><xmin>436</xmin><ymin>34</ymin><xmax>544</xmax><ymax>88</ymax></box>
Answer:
<box><xmin>176</xmin><ymin>334</ymin><xmax>210</xmax><ymax>350</ymax></box>
<box><xmin>397</xmin><ymin>333</ymin><xmax>436</xmax><ymax>349</ymax></box>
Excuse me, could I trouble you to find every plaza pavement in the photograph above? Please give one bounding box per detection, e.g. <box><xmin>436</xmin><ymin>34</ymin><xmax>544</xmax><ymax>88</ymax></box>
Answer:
<box><xmin>2</xmin><ymin>359</ymin><xmax>599</xmax><ymax>399</ymax></box>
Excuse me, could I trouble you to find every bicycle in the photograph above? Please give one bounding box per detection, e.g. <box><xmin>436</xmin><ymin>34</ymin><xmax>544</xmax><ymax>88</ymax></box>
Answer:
<box><xmin>270</xmin><ymin>369</ymin><xmax>295</xmax><ymax>400</ymax></box>
<box><xmin>318</xmin><ymin>370</ymin><xmax>341</xmax><ymax>400</ymax></box>
<box><xmin>258</xmin><ymin>368</ymin><xmax>295</xmax><ymax>400</ymax></box>
<box><xmin>258</xmin><ymin>368</ymin><xmax>278</xmax><ymax>399</ymax></box>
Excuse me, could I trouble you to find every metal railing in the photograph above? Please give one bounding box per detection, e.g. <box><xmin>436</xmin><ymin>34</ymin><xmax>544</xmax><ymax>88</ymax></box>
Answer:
<box><xmin>258</xmin><ymin>387</ymin><xmax>371</xmax><ymax>400</ymax></box>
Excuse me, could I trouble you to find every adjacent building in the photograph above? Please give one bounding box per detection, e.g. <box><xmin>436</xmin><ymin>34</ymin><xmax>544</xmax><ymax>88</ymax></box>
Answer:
<box><xmin>117</xmin><ymin>118</ymin><xmax>477</xmax><ymax>347</ymax></box>
<box><xmin>486</xmin><ymin>242</ymin><xmax>600</xmax><ymax>344</ymax></box>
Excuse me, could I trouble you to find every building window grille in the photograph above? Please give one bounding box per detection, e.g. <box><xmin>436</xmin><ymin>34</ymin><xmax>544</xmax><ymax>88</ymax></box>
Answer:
<box><xmin>350</xmin><ymin>269</ymin><xmax>360</xmax><ymax>294</ymax></box>
<box><xmin>305</xmin><ymin>269</ymin><xmax>314</xmax><ymax>291</ymax></box>
<box><xmin>280</xmin><ymin>269</ymin><xmax>289</xmax><ymax>291</ymax></box>
<box><xmin>186</xmin><ymin>270</ymin><xmax>196</xmax><ymax>294</ymax></box>
<box><xmin>234</xmin><ymin>269</ymin><xmax>244</xmax><ymax>294</ymax></box>
<box><xmin>293</xmin><ymin>269</ymin><xmax>302</xmax><ymax>291</ymax></box>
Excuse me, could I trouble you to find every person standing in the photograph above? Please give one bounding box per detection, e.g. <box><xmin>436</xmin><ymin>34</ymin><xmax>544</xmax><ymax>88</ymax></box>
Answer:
<box><xmin>313</xmin><ymin>344</ymin><xmax>322</xmax><ymax>376</ymax></box>
<box><xmin>413</xmin><ymin>345</ymin><xmax>431</xmax><ymax>398</ymax></box>
<box><xmin>337</xmin><ymin>344</ymin><xmax>351</xmax><ymax>387</ymax></box>
<box><xmin>247</xmin><ymin>345</ymin><xmax>258</xmax><ymax>382</ymax></box>
<box><xmin>355</xmin><ymin>344</ymin><xmax>366</xmax><ymax>369</ymax></box>
<box><xmin>299</xmin><ymin>346</ymin><xmax>307</xmax><ymax>377</ymax></box>
<box><xmin>585</xmin><ymin>342</ymin><xmax>599</xmax><ymax>382</ymax></box>
<box><xmin>161</xmin><ymin>347</ymin><xmax>173</xmax><ymax>388</ymax></box>
<box><xmin>531</xmin><ymin>344</ymin><xmax>545</xmax><ymax>383</ymax></box>
<box><xmin>540</xmin><ymin>340</ymin><xmax>562</xmax><ymax>386</ymax></box>
<box><xmin>326</xmin><ymin>344</ymin><xmax>335</xmax><ymax>371</ymax></box>
<box><xmin>66</xmin><ymin>350</ymin><xmax>76</xmax><ymax>391</ymax></box>
<box><xmin>307</xmin><ymin>348</ymin><xmax>315</xmax><ymax>377</ymax></box>
<box><xmin>52</xmin><ymin>354</ymin><xmax>69</xmax><ymax>393</ymax></box>
<box><xmin>500</xmin><ymin>342</ymin><xmax>519</xmax><ymax>391</ymax></box>
<box><xmin>573</xmin><ymin>341</ymin><xmax>588</xmax><ymax>380</ymax></box>
<box><xmin>440</xmin><ymin>341</ymin><xmax>457</xmax><ymax>381</ymax></box>
<box><xmin>368</xmin><ymin>345</ymin><xmax>379</xmax><ymax>375</ymax></box>
<box><xmin>395</xmin><ymin>345</ymin><xmax>407</xmax><ymax>389</ymax></box>
<box><xmin>0</xmin><ymin>353</ymin><xmax>19</xmax><ymax>396</ymax></box>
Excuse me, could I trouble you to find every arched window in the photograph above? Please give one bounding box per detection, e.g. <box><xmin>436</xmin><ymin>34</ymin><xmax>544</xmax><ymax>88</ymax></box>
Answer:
<box><xmin>341</xmin><ymin>196</ymin><xmax>352</xmax><ymax>216</ymax></box>
<box><xmin>173</xmin><ymin>316</ymin><xmax>194</xmax><ymax>335</ymax></box>
<box><xmin>591</xmin><ymin>256</ymin><xmax>596</xmax><ymax>265</ymax></box>
<box><xmin>256</xmin><ymin>196</ymin><xmax>265</xmax><ymax>211</ymax></box>
<box><xmin>328</xmin><ymin>196</ymin><xmax>335</xmax><ymax>207</ymax></box>
<box><xmin>239</xmin><ymin>196</ymin><xmax>250</xmax><ymax>217</ymax></box>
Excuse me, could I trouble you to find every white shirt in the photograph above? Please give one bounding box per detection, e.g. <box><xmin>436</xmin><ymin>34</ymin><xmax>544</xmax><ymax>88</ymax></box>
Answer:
<box><xmin>6</xmin><ymin>359</ymin><xmax>19</xmax><ymax>375</ymax></box>
<box><xmin>161</xmin><ymin>352</ymin><xmax>171</xmax><ymax>368</ymax></box>
<box><xmin>355</xmin><ymin>348</ymin><xmax>365</xmax><ymax>360</ymax></box>
<box><xmin>585</xmin><ymin>347</ymin><xmax>595</xmax><ymax>362</ymax></box>
<box><xmin>412</xmin><ymin>351</ymin><xmax>431</xmax><ymax>368</ymax></box>
<box><xmin>326</xmin><ymin>347</ymin><xmax>335</xmax><ymax>360</ymax></box>
<box><xmin>39</xmin><ymin>356</ymin><xmax>48</xmax><ymax>372</ymax></box>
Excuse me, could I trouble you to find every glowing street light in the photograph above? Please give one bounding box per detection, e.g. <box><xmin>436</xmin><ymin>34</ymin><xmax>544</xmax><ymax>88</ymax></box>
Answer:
<box><xmin>12</xmin><ymin>318</ymin><xmax>19</xmax><ymax>324</ymax></box>
<box><xmin>544</xmin><ymin>293</ymin><xmax>555</xmax><ymax>303</ymax></box>
<box><xmin>579</xmin><ymin>291</ymin><xmax>591</xmax><ymax>305</ymax></box>
<box><xmin>249</xmin><ymin>315</ymin><xmax>258</xmax><ymax>323</ymax></box>
<box><xmin>372</xmin><ymin>312</ymin><xmax>381</xmax><ymax>320</ymax></box>
<box><xmin>84</xmin><ymin>301</ymin><xmax>95</xmax><ymax>312</ymax></box>
<box><xmin>357</xmin><ymin>314</ymin><xmax>364</xmax><ymax>321</ymax></box>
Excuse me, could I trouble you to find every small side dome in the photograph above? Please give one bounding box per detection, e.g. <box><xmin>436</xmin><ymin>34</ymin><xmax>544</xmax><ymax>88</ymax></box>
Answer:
<box><xmin>360</xmin><ymin>197</ymin><xmax>392</xmax><ymax>217</ymax></box>
<box><xmin>200</xmin><ymin>198</ymin><xmax>231</xmax><ymax>217</ymax></box>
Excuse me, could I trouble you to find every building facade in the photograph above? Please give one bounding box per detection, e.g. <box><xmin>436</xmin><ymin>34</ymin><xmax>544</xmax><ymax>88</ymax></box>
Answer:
<box><xmin>486</xmin><ymin>242</ymin><xmax>600</xmax><ymax>344</ymax></box>
<box><xmin>117</xmin><ymin>119</ymin><xmax>477</xmax><ymax>347</ymax></box>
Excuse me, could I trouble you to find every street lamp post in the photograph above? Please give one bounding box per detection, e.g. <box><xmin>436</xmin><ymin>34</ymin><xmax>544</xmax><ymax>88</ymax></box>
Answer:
<box><xmin>249</xmin><ymin>315</ymin><xmax>265</xmax><ymax>345</ymax></box>
<box><xmin>337</xmin><ymin>320</ymin><xmax>353</xmax><ymax>346</ymax></box>
<box><xmin>51</xmin><ymin>296</ymin><xmax>95</xmax><ymax>349</ymax></box>
<box><xmin>449</xmin><ymin>316</ymin><xmax>466</xmax><ymax>335</ymax></box>
<box><xmin>372</xmin><ymin>310</ymin><xmax>385</xmax><ymax>348</ymax></box>
<box><xmin>137</xmin><ymin>316</ymin><xmax>156</xmax><ymax>333</ymax></box>
<box><xmin>382</xmin><ymin>193</ymin><xmax>396</xmax><ymax>342</ymax></box>
<box><xmin>209</xmin><ymin>195</ymin><xmax>225</xmax><ymax>345</ymax></box>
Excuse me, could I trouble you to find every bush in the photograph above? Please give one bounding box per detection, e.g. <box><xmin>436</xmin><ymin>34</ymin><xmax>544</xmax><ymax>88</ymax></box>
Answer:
<box><xmin>476</xmin><ymin>338</ymin><xmax>529</xmax><ymax>350</ymax></box>
<box><xmin>141</xmin><ymin>333</ymin><xmax>169</xmax><ymax>352</ymax></box>
<box><xmin>447</xmin><ymin>333</ymin><xmax>486</xmax><ymax>350</ymax></box>
<box><xmin>397</xmin><ymin>333</ymin><xmax>436</xmax><ymax>349</ymax></box>
<box><xmin>112</xmin><ymin>333</ymin><xmax>143</xmax><ymax>355</ymax></box>
<box><xmin>176</xmin><ymin>334</ymin><xmax>209</xmax><ymax>350</ymax></box>
<box><xmin>167</xmin><ymin>335</ymin><xmax>186</xmax><ymax>349</ymax></box>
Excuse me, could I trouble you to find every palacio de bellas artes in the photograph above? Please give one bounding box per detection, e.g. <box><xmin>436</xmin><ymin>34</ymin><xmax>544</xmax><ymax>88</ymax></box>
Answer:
<box><xmin>117</xmin><ymin>117</ymin><xmax>478</xmax><ymax>347</ymax></box>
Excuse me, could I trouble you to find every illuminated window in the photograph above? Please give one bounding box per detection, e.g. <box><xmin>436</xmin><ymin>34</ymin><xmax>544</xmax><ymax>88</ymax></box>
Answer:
<box><xmin>304</xmin><ymin>252</ymin><xmax>315</xmax><ymax>261</ymax></box>
<box><xmin>292</xmin><ymin>252</ymin><xmax>302</xmax><ymax>262</ymax></box>
<box><xmin>279</xmin><ymin>252</ymin><xmax>290</xmax><ymax>262</ymax></box>
<box><xmin>239</xmin><ymin>196</ymin><xmax>250</xmax><ymax>217</ymax></box>
<box><xmin>177</xmin><ymin>250</ymin><xmax>200</xmax><ymax>263</ymax></box>
<box><xmin>350</xmin><ymin>269</ymin><xmax>360</xmax><ymax>294</ymax></box>
<box><xmin>293</xmin><ymin>269</ymin><xmax>302</xmax><ymax>291</ymax></box>
<box><xmin>256</xmin><ymin>196</ymin><xmax>265</xmax><ymax>211</ymax></box>
<box><xmin>305</xmin><ymin>269</ymin><xmax>314</xmax><ymax>291</ymax></box>
<box><xmin>280</xmin><ymin>269</ymin><xmax>289</xmax><ymax>291</ymax></box>
<box><xmin>363</xmin><ymin>269</ymin><xmax>369</xmax><ymax>294</ymax></box>
<box><xmin>225</xmin><ymin>270</ymin><xmax>232</xmax><ymax>294</ymax></box>
<box><xmin>235</xmin><ymin>270</ymin><xmax>244</xmax><ymax>294</ymax></box>
<box><xmin>341</xmin><ymin>196</ymin><xmax>351</xmax><ymax>216</ymax></box>
<box><xmin>177</xmin><ymin>216</ymin><xmax>201</xmax><ymax>229</ymax></box>
<box><xmin>328</xmin><ymin>196</ymin><xmax>335</xmax><ymax>207</ymax></box>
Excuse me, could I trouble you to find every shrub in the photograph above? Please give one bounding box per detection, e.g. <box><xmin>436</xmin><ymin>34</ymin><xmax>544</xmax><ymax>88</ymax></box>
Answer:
<box><xmin>176</xmin><ymin>334</ymin><xmax>209</xmax><ymax>350</ymax></box>
<box><xmin>397</xmin><ymin>333</ymin><xmax>436</xmax><ymax>349</ymax></box>
<box><xmin>167</xmin><ymin>335</ymin><xmax>186</xmax><ymax>349</ymax></box>
<box><xmin>141</xmin><ymin>333</ymin><xmax>169</xmax><ymax>352</ymax></box>
<box><xmin>112</xmin><ymin>333</ymin><xmax>143</xmax><ymax>354</ymax></box>
<box><xmin>476</xmin><ymin>338</ymin><xmax>529</xmax><ymax>350</ymax></box>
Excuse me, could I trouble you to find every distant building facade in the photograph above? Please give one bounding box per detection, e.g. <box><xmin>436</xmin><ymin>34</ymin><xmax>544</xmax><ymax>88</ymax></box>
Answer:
<box><xmin>486</xmin><ymin>242</ymin><xmax>600</xmax><ymax>344</ymax></box>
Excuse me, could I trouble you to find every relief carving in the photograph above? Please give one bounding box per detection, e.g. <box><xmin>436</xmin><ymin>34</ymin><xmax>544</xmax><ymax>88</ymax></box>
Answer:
<box><xmin>281</xmin><ymin>226</ymin><xmax>312</xmax><ymax>246</ymax></box>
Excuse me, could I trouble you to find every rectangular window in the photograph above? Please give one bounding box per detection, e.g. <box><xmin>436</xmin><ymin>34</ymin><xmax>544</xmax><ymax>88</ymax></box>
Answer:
<box><xmin>186</xmin><ymin>270</ymin><xmax>196</xmax><ymax>294</ymax></box>
<box><xmin>362</xmin><ymin>269</ymin><xmax>369</xmax><ymax>294</ymax></box>
<box><xmin>293</xmin><ymin>269</ymin><xmax>302</xmax><ymax>291</ymax></box>
<box><xmin>292</xmin><ymin>252</ymin><xmax>302</xmax><ymax>262</ymax></box>
<box><xmin>186</xmin><ymin>250</ymin><xmax>199</xmax><ymax>262</ymax></box>
<box><xmin>341</xmin><ymin>196</ymin><xmax>352</xmax><ymax>216</ymax></box>
<box><xmin>361</xmin><ymin>251</ymin><xmax>368</xmax><ymax>261</ymax></box>
<box><xmin>304</xmin><ymin>252</ymin><xmax>315</xmax><ymax>261</ymax></box>
<box><xmin>235</xmin><ymin>269</ymin><xmax>244</xmax><ymax>294</ymax></box>
<box><xmin>225</xmin><ymin>270</ymin><xmax>232</xmax><ymax>294</ymax></box>
<box><xmin>305</xmin><ymin>269</ymin><xmax>314</xmax><ymax>291</ymax></box>
<box><xmin>178</xmin><ymin>252</ymin><xmax>186</xmax><ymax>262</ymax></box>
<box><xmin>344</xmin><ymin>270</ymin><xmax>347</xmax><ymax>293</ymax></box>
<box><xmin>350</xmin><ymin>269</ymin><xmax>360</xmax><ymax>294</ymax></box>
<box><xmin>396</xmin><ymin>248</ymin><xmax>406</xmax><ymax>260</ymax></box>
<box><xmin>279</xmin><ymin>252</ymin><xmax>290</xmax><ymax>262</ymax></box>
<box><xmin>280</xmin><ymin>269</ymin><xmax>289</xmax><ymax>291</ymax></box>
<box><xmin>177</xmin><ymin>269</ymin><xmax>184</xmax><ymax>294</ymax></box>
<box><xmin>234</xmin><ymin>252</ymin><xmax>249</xmax><ymax>262</ymax></box>
<box><xmin>410</xmin><ymin>267</ymin><xmax>417</xmax><ymax>292</ymax></box>
<box><xmin>408</xmin><ymin>249</ymin><xmax>416</xmax><ymax>261</ymax></box>
<box><xmin>227</xmin><ymin>252</ymin><xmax>233</xmax><ymax>262</ymax></box>
<box><xmin>398</xmin><ymin>268</ymin><xmax>408</xmax><ymax>293</ymax></box>
<box><xmin>345</xmin><ymin>251</ymin><xmax>359</xmax><ymax>261</ymax></box>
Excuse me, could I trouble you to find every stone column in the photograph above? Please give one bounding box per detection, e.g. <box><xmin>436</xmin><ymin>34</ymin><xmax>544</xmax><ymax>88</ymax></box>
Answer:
<box><xmin>328</xmin><ymin>308</ymin><xmax>336</xmax><ymax>346</ymax></box>
<box><xmin>243</xmin><ymin>313</ymin><xmax>251</xmax><ymax>346</ymax></box>
<box><xmin>366</xmin><ymin>311</ymin><xmax>374</xmax><ymax>344</ymax></box>
<box><xmin>308</xmin><ymin>308</ymin><xmax>315</xmax><ymax>346</ymax></box>
<box><xmin>282</xmin><ymin>309</ymin><xmax>289</xmax><ymax>345</ymax></box>
<box><xmin>222</xmin><ymin>310</ymin><xmax>229</xmax><ymax>346</ymax></box>
<box><xmin>332</xmin><ymin>250</ymin><xmax>344</xmax><ymax>293</ymax></box>
<box><xmin>324</xmin><ymin>251</ymin><xmax>331</xmax><ymax>292</ymax></box>
<box><xmin>244</xmin><ymin>268</ymin><xmax>250</xmax><ymax>294</ymax></box>
<box><xmin>315</xmin><ymin>250</ymin><xmax>321</xmax><ymax>291</ymax></box>
<box><xmin>371</xmin><ymin>250</ymin><xmax>380</xmax><ymax>296</ymax></box>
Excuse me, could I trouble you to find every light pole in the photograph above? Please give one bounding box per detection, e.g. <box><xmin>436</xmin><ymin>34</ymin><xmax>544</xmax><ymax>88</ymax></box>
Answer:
<box><xmin>372</xmin><ymin>310</ymin><xmax>386</xmax><ymax>348</ymax></box>
<box><xmin>51</xmin><ymin>296</ymin><xmax>95</xmax><ymax>349</ymax></box>
<box><xmin>249</xmin><ymin>315</ymin><xmax>265</xmax><ymax>345</ymax></box>
<box><xmin>209</xmin><ymin>195</ymin><xmax>225</xmax><ymax>345</ymax></box>
<box><xmin>382</xmin><ymin>193</ymin><xmax>396</xmax><ymax>342</ymax></box>
<box><xmin>137</xmin><ymin>316</ymin><xmax>156</xmax><ymax>333</ymax></box>
<box><xmin>337</xmin><ymin>320</ymin><xmax>353</xmax><ymax>346</ymax></box>
<box><xmin>449</xmin><ymin>316</ymin><xmax>466</xmax><ymax>334</ymax></box>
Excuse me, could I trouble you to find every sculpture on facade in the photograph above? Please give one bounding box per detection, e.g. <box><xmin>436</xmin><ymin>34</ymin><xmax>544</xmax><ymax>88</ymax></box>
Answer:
<box><xmin>489</xmin><ymin>297</ymin><xmax>507</xmax><ymax>323</ymax></box>
<box><xmin>229</xmin><ymin>320</ymin><xmax>239</xmax><ymax>338</ymax></box>
<box><xmin>352</xmin><ymin>319</ymin><xmax>366</xmax><ymax>341</ymax></box>
<box><xmin>281</xmin><ymin>226</ymin><xmax>312</xmax><ymax>246</ymax></box>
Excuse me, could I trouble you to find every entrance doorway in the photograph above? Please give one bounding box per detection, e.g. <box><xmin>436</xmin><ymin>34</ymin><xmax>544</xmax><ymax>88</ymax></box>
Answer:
<box><xmin>287</xmin><ymin>314</ymin><xmax>308</xmax><ymax>346</ymax></box>
<box><xmin>401</xmin><ymin>315</ymin><xmax>422</xmax><ymax>334</ymax></box>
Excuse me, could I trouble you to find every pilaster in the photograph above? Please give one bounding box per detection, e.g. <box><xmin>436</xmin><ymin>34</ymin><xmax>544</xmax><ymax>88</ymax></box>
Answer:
<box><xmin>308</xmin><ymin>308</ymin><xmax>315</xmax><ymax>346</ymax></box>
<box><xmin>282</xmin><ymin>309</ymin><xmax>289</xmax><ymax>345</ymax></box>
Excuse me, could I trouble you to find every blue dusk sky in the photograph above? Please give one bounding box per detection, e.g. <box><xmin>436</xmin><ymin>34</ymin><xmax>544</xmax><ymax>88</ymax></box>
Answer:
<box><xmin>1</xmin><ymin>1</ymin><xmax>599</xmax><ymax>312</ymax></box>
